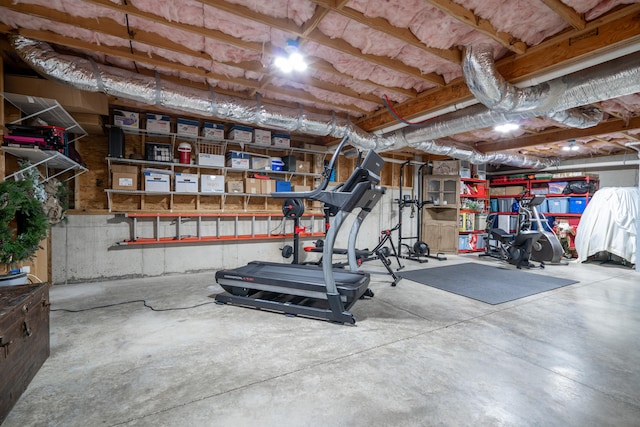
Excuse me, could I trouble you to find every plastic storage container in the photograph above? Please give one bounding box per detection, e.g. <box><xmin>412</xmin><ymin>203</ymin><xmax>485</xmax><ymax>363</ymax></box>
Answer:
<box><xmin>271</xmin><ymin>157</ymin><xmax>284</xmax><ymax>171</ymax></box>
<box><xmin>178</xmin><ymin>142</ymin><xmax>192</xmax><ymax>164</ymax></box>
<box><xmin>547</xmin><ymin>197</ymin><xmax>569</xmax><ymax>213</ymax></box>
<box><xmin>569</xmin><ymin>197</ymin><xmax>590</xmax><ymax>214</ymax></box>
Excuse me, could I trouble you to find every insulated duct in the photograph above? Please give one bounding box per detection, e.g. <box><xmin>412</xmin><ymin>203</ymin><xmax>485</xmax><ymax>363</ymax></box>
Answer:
<box><xmin>463</xmin><ymin>44</ymin><xmax>605</xmax><ymax>128</ymax></box>
<box><xmin>15</xmin><ymin>35</ymin><xmax>633</xmax><ymax>169</ymax></box>
<box><xmin>9</xmin><ymin>35</ymin><xmax>377</xmax><ymax>150</ymax></box>
<box><xmin>416</xmin><ymin>44</ymin><xmax>640</xmax><ymax>141</ymax></box>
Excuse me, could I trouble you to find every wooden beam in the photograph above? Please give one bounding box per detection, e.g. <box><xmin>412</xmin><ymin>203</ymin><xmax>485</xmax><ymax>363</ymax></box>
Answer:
<box><xmin>307</xmin><ymin>28</ymin><xmax>445</xmax><ymax>86</ymax></box>
<box><xmin>313</xmin><ymin>1</ymin><xmax>461</xmax><ymax>63</ymax></box>
<box><xmin>475</xmin><ymin>116</ymin><xmax>640</xmax><ymax>153</ymax></box>
<box><xmin>301</xmin><ymin>5</ymin><xmax>331</xmax><ymax>37</ymax></box>
<box><xmin>539</xmin><ymin>0</ymin><xmax>586</xmax><ymax>30</ymax></box>
<box><xmin>425</xmin><ymin>0</ymin><xmax>527</xmax><ymax>54</ymax></box>
<box><xmin>79</xmin><ymin>0</ymin><xmax>417</xmax><ymax>104</ymax></box>
<box><xmin>8</xmin><ymin>28</ymin><xmax>370</xmax><ymax>115</ymax></box>
<box><xmin>357</xmin><ymin>4</ymin><xmax>640</xmax><ymax>131</ymax></box>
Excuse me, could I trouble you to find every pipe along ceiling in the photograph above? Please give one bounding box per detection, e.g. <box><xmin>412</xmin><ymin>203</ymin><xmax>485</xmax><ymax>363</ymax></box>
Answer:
<box><xmin>10</xmin><ymin>36</ymin><xmax>640</xmax><ymax>169</ymax></box>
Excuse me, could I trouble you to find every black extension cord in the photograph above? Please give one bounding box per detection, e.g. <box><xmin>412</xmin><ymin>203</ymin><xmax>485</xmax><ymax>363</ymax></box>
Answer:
<box><xmin>51</xmin><ymin>300</ymin><xmax>216</xmax><ymax>313</ymax></box>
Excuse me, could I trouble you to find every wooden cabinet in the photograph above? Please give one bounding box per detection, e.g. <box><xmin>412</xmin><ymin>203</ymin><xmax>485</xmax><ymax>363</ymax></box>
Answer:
<box><xmin>422</xmin><ymin>175</ymin><xmax>460</xmax><ymax>253</ymax></box>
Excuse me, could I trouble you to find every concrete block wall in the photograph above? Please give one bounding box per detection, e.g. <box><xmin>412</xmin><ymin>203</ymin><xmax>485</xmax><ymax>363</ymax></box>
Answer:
<box><xmin>50</xmin><ymin>189</ymin><xmax>415</xmax><ymax>284</ymax></box>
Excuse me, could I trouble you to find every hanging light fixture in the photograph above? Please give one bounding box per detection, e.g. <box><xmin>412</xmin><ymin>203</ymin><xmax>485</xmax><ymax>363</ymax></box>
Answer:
<box><xmin>274</xmin><ymin>39</ymin><xmax>307</xmax><ymax>73</ymax></box>
<box><xmin>494</xmin><ymin>122</ymin><xmax>519</xmax><ymax>133</ymax></box>
<box><xmin>562</xmin><ymin>139</ymin><xmax>580</xmax><ymax>151</ymax></box>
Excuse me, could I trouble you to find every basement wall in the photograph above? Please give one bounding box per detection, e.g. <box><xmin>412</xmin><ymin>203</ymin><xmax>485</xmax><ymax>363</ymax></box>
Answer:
<box><xmin>50</xmin><ymin>189</ymin><xmax>408</xmax><ymax>285</ymax></box>
<box><xmin>49</xmin><ymin>165</ymin><xmax>638</xmax><ymax>285</ymax></box>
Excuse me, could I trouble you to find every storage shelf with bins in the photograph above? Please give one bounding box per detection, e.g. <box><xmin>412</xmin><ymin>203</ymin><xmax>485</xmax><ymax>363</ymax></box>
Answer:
<box><xmin>458</xmin><ymin>178</ymin><xmax>489</xmax><ymax>253</ymax></box>
<box><xmin>1</xmin><ymin>93</ymin><xmax>88</xmax><ymax>182</ymax></box>
<box><xmin>105</xmin><ymin>126</ymin><xmax>327</xmax><ymax>213</ymax></box>
<box><xmin>422</xmin><ymin>175</ymin><xmax>460</xmax><ymax>254</ymax></box>
<box><xmin>489</xmin><ymin>174</ymin><xmax>599</xmax><ymax>255</ymax></box>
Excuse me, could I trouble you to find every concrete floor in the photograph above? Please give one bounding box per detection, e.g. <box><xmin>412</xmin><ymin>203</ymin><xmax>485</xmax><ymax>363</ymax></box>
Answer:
<box><xmin>4</xmin><ymin>255</ymin><xmax>640</xmax><ymax>427</ymax></box>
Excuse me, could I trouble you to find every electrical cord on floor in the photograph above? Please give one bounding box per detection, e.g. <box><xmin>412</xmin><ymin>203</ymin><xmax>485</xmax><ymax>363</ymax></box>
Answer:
<box><xmin>51</xmin><ymin>299</ymin><xmax>216</xmax><ymax>313</ymax></box>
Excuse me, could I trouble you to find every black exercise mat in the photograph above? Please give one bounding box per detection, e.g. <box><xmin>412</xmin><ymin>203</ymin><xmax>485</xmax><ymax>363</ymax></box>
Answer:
<box><xmin>397</xmin><ymin>262</ymin><xmax>578</xmax><ymax>304</ymax></box>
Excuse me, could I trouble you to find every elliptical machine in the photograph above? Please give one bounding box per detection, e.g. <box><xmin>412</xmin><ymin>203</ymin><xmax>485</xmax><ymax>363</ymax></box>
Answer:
<box><xmin>481</xmin><ymin>193</ymin><xmax>544</xmax><ymax>269</ymax></box>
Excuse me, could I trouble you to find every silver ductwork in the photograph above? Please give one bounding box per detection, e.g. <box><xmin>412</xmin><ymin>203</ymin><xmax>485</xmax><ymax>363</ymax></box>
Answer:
<box><xmin>10</xmin><ymin>35</ymin><xmax>377</xmax><ymax>151</ymax></box>
<box><xmin>462</xmin><ymin>44</ymin><xmax>606</xmax><ymax>128</ymax></box>
<box><xmin>13</xmin><ymin>36</ymin><xmax>639</xmax><ymax>169</ymax></box>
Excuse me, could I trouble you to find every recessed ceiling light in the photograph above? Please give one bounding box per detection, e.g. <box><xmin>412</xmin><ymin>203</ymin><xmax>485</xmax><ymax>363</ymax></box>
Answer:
<box><xmin>494</xmin><ymin>123</ymin><xmax>519</xmax><ymax>133</ymax></box>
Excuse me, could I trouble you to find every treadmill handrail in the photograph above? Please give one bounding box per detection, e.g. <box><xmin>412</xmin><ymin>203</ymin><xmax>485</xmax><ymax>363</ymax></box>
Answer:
<box><xmin>271</xmin><ymin>135</ymin><xmax>349</xmax><ymax>200</ymax></box>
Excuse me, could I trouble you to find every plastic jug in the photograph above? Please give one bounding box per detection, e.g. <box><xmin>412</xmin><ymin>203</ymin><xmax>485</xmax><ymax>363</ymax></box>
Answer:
<box><xmin>178</xmin><ymin>142</ymin><xmax>192</xmax><ymax>164</ymax></box>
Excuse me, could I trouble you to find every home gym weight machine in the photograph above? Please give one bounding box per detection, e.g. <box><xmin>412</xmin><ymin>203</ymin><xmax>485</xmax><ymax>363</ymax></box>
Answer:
<box><xmin>396</xmin><ymin>161</ymin><xmax>447</xmax><ymax>262</ymax></box>
<box><xmin>214</xmin><ymin>137</ymin><xmax>386</xmax><ymax>324</ymax></box>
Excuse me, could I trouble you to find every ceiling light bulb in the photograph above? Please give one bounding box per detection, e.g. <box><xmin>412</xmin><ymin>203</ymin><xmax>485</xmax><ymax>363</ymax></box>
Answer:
<box><xmin>494</xmin><ymin>123</ymin><xmax>519</xmax><ymax>133</ymax></box>
<box><xmin>571</xmin><ymin>145</ymin><xmax>580</xmax><ymax>151</ymax></box>
<box><xmin>562</xmin><ymin>146</ymin><xmax>571</xmax><ymax>151</ymax></box>
<box><xmin>289</xmin><ymin>52</ymin><xmax>307</xmax><ymax>72</ymax></box>
<box><xmin>275</xmin><ymin>56</ymin><xmax>292</xmax><ymax>73</ymax></box>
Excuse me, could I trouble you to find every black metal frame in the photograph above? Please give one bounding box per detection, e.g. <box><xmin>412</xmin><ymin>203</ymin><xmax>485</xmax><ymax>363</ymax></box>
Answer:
<box><xmin>396</xmin><ymin>161</ymin><xmax>447</xmax><ymax>263</ymax></box>
<box><xmin>214</xmin><ymin>138</ymin><xmax>386</xmax><ymax>324</ymax></box>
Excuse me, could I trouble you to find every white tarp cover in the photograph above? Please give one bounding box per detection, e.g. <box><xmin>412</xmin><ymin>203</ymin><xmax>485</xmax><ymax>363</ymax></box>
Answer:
<box><xmin>575</xmin><ymin>187</ymin><xmax>639</xmax><ymax>264</ymax></box>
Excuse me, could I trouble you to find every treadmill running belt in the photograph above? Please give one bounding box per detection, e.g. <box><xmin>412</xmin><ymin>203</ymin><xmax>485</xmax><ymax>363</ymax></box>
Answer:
<box><xmin>215</xmin><ymin>261</ymin><xmax>369</xmax><ymax>301</ymax></box>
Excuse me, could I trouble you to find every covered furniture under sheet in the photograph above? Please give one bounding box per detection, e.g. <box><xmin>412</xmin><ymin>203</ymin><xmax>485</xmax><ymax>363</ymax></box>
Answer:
<box><xmin>575</xmin><ymin>187</ymin><xmax>638</xmax><ymax>265</ymax></box>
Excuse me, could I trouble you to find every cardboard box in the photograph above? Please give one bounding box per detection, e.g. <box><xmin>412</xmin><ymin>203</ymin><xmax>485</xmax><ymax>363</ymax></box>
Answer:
<box><xmin>5</xmin><ymin>75</ymin><xmax>109</xmax><ymax>115</ymax></box>
<box><xmin>226</xmin><ymin>181</ymin><xmax>244</xmax><ymax>193</ymax></box>
<box><xmin>490</xmin><ymin>187</ymin><xmax>506</xmax><ymax>196</ymax></box>
<box><xmin>253</xmin><ymin>129</ymin><xmax>271</xmax><ymax>146</ymax></box>
<box><xmin>244</xmin><ymin>178</ymin><xmax>261</xmax><ymax>194</ymax></box>
<box><xmin>202</xmin><ymin>122</ymin><xmax>225</xmax><ymax>140</ymax></box>
<box><xmin>296</xmin><ymin>161</ymin><xmax>311</xmax><ymax>173</ymax></box>
<box><xmin>260</xmin><ymin>179</ymin><xmax>274</xmax><ymax>194</ymax></box>
<box><xmin>197</xmin><ymin>153</ymin><xmax>225</xmax><ymax>167</ymax></box>
<box><xmin>228</xmin><ymin>125</ymin><xmax>253</xmax><ymax>143</ymax></box>
<box><xmin>144</xmin><ymin>172</ymin><xmax>170</xmax><ymax>192</ymax></box>
<box><xmin>146</xmin><ymin>114</ymin><xmax>171</xmax><ymax>133</ymax></box>
<box><xmin>251</xmin><ymin>156</ymin><xmax>271</xmax><ymax>170</ymax></box>
<box><xmin>177</xmin><ymin>118</ymin><xmax>199</xmax><ymax>137</ymax></box>
<box><xmin>114</xmin><ymin>109</ymin><xmax>139</xmax><ymax>129</ymax></box>
<box><xmin>504</xmin><ymin>185</ymin><xmax>525</xmax><ymax>195</ymax></box>
<box><xmin>272</xmin><ymin>133</ymin><xmax>290</xmax><ymax>148</ymax></box>
<box><xmin>111</xmin><ymin>164</ymin><xmax>138</xmax><ymax>190</ymax></box>
<box><xmin>432</xmin><ymin>160</ymin><xmax>459</xmax><ymax>175</ymax></box>
<box><xmin>226</xmin><ymin>151</ymin><xmax>250</xmax><ymax>169</ymax></box>
<box><xmin>293</xmin><ymin>185</ymin><xmax>311</xmax><ymax>192</ymax></box>
<box><xmin>200</xmin><ymin>175</ymin><xmax>225</xmax><ymax>193</ymax></box>
<box><xmin>175</xmin><ymin>173</ymin><xmax>199</xmax><ymax>193</ymax></box>
<box><xmin>70</xmin><ymin>113</ymin><xmax>103</xmax><ymax>134</ymax></box>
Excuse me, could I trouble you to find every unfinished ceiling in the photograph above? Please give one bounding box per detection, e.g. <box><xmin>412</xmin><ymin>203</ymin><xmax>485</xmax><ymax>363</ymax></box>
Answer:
<box><xmin>1</xmin><ymin>0</ymin><xmax>640</xmax><ymax>166</ymax></box>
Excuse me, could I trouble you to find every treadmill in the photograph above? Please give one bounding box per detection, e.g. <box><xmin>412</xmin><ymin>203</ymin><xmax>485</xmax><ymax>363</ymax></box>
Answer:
<box><xmin>214</xmin><ymin>138</ymin><xmax>385</xmax><ymax>324</ymax></box>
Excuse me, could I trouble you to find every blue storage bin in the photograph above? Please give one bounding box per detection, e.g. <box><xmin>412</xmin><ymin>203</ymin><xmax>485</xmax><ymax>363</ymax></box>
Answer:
<box><xmin>536</xmin><ymin>198</ymin><xmax>548</xmax><ymax>213</ymax></box>
<box><xmin>547</xmin><ymin>197</ymin><xmax>569</xmax><ymax>213</ymax></box>
<box><xmin>490</xmin><ymin>199</ymin><xmax>498</xmax><ymax>212</ymax></box>
<box><xmin>569</xmin><ymin>197</ymin><xmax>590</xmax><ymax>214</ymax></box>
<box><xmin>275</xmin><ymin>181</ymin><xmax>291</xmax><ymax>192</ymax></box>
